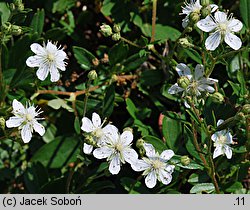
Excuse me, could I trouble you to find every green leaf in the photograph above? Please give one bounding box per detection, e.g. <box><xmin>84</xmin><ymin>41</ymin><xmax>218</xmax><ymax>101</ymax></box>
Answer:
<box><xmin>121</xmin><ymin>53</ymin><xmax>148</xmax><ymax>73</ymax></box>
<box><xmin>52</xmin><ymin>0</ymin><xmax>75</xmax><ymax>14</ymax></box>
<box><xmin>102</xmin><ymin>85</ymin><xmax>115</xmax><ymax>118</ymax></box>
<box><xmin>74</xmin><ymin>117</ymin><xmax>81</xmax><ymax>135</ymax></box>
<box><xmin>162</xmin><ymin>114</ymin><xmax>182</xmax><ymax>152</ymax></box>
<box><xmin>183</xmin><ymin>49</ymin><xmax>202</xmax><ymax>64</ymax></box>
<box><xmin>228</xmin><ymin>81</ymin><xmax>241</xmax><ymax>96</ymax></box>
<box><xmin>171</xmin><ymin>155</ymin><xmax>204</xmax><ymax>170</ymax></box>
<box><xmin>140</xmin><ymin>69</ymin><xmax>164</xmax><ymax>87</ymax></box>
<box><xmin>237</xmin><ymin>71</ymin><xmax>247</xmax><ymax>95</ymax></box>
<box><xmin>240</xmin><ymin>0</ymin><xmax>250</xmax><ymax>28</ymax></box>
<box><xmin>225</xmin><ymin>182</ymin><xmax>243</xmax><ymax>193</ymax></box>
<box><xmin>30</xmin><ymin>9</ymin><xmax>45</xmax><ymax>36</ymax></box>
<box><xmin>190</xmin><ymin>183</ymin><xmax>215</xmax><ymax>194</ymax></box>
<box><xmin>3</xmin><ymin>69</ymin><xmax>16</xmax><ymax>85</ymax></box>
<box><xmin>42</xmin><ymin>123</ymin><xmax>57</xmax><ymax>143</ymax></box>
<box><xmin>73</xmin><ymin>46</ymin><xmax>96</xmax><ymax>70</ymax></box>
<box><xmin>120</xmin><ymin>177</ymin><xmax>149</xmax><ymax>194</ymax></box>
<box><xmin>0</xmin><ymin>3</ymin><xmax>10</xmax><ymax>25</ymax></box>
<box><xmin>24</xmin><ymin>162</ymin><xmax>49</xmax><ymax>193</ymax></box>
<box><xmin>40</xmin><ymin>177</ymin><xmax>67</xmax><ymax>193</ymax></box>
<box><xmin>48</xmin><ymin>98</ymin><xmax>74</xmax><ymax>112</ymax></box>
<box><xmin>144</xmin><ymin>135</ymin><xmax>167</xmax><ymax>153</ymax></box>
<box><xmin>31</xmin><ymin>136</ymin><xmax>80</xmax><ymax>168</ymax></box>
<box><xmin>109</xmin><ymin>42</ymin><xmax>129</xmax><ymax>66</ymax></box>
<box><xmin>126</xmin><ymin>98</ymin><xmax>137</xmax><ymax>119</ymax></box>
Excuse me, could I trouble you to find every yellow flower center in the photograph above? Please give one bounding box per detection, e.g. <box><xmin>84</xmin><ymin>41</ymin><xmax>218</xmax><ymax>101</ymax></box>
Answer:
<box><xmin>26</xmin><ymin>114</ymin><xmax>33</xmax><ymax>122</ymax></box>
<box><xmin>47</xmin><ymin>53</ymin><xmax>55</xmax><ymax>62</ymax></box>
<box><xmin>152</xmin><ymin>159</ymin><xmax>164</xmax><ymax>170</ymax></box>
<box><xmin>115</xmin><ymin>142</ymin><xmax>124</xmax><ymax>152</ymax></box>
<box><xmin>92</xmin><ymin>128</ymin><xmax>104</xmax><ymax>138</ymax></box>
<box><xmin>218</xmin><ymin>23</ymin><xmax>228</xmax><ymax>35</ymax></box>
<box><xmin>218</xmin><ymin>135</ymin><xmax>227</xmax><ymax>145</ymax></box>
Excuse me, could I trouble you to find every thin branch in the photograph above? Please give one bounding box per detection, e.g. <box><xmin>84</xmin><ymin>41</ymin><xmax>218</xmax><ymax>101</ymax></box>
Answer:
<box><xmin>150</xmin><ymin>0</ymin><xmax>157</xmax><ymax>43</ymax></box>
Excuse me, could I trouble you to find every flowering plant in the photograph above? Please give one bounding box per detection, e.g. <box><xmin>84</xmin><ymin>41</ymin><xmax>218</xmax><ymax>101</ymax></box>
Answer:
<box><xmin>0</xmin><ymin>0</ymin><xmax>249</xmax><ymax>194</ymax></box>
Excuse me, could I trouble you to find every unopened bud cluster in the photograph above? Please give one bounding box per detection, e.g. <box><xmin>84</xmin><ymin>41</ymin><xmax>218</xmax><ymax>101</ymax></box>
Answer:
<box><xmin>136</xmin><ymin>138</ymin><xmax>146</xmax><ymax>157</ymax></box>
<box><xmin>100</xmin><ymin>23</ymin><xmax>121</xmax><ymax>41</ymax></box>
<box><xmin>1</xmin><ymin>22</ymin><xmax>22</xmax><ymax>36</ymax></box>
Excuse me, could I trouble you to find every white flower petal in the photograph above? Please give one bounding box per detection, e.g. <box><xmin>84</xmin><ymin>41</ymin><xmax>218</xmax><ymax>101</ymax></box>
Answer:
<box><xmin>224</xmin><ymin>32</ymin><xmax>242</xmax><ymax>50</ymax></box>
<box><xmin>92</xmin><ymin>112</ymin><xmax>101</xmax><ymax>128</ymax></box>
<box><xmin>83</xmin><ymin>143</ymin><xmax>93</xmax><ymax>154</ymax></box>
<box><xmin>46</xmin><ymin>41</ymin><xmax>58</xmax><ymax>53</ymax></box>
<box><xmin>56</xmin><ymin>50</ymin><xmax>67</xmax><ymax>60</ymax></box>
<box><xmin>123</xmin><ymin>148</ymin><xmax>138</xmax><ymax>164</ymax></box>
<box><xmin>56</xmin><ymin>60</ymin><xmax>66</xmax><ymax>71</ymax></box>
<box><xmin>49</xmin><ymin>65</ymin><xmax>60</xmax><ymax>82</ymax></box>
<box><xmin>165</xmin><ymin>165</ymin><xmax>175</xmax><ymax>173</ymax></box>
<box><xmin>131</xmin><ymin>159</ymin><xmax>150</xmax><ymax>172</ymax></box>
<box><xmin>217</xmin><ymin>119</ymin><xmax>224</xmax><ymax>126</ymax></box>
<box><xmin>210</xmin><ymin>4</ymin><xmax>218</xmax><ymax>13</ymax></box>
<box><xmin>228</xmin><ymin>19</ymin><xmax>243</xmax><ymax>32</ymax></box>
<box><xmin>197</xmin><ymin>15</ymin><xmax>217</xmax><ymax>32</ymax></box>
<box><xmin>194</xmin><ymin>64</ymin><xmax>204</xmax><ymax>80</ymax></box>
<box><xmin>6</xmin><ymin>116</ymin><xmax>24</xmax><ymax>128</ymax></box>
<box><xmin>30</xmin><ymin>43</ymin><xmax>46</xmax><ymax>55</ymax></box>
<box><xmin>225</xmin><ymin>132</ymin><xmax>233</xmax><ymax>144</ymax></box>
<box><xmin>224</xmin><ymin>145</ymin><xmax>232</xmax><ymax>159</ymax></box>
<box><xmin>109</xmin><ymin>155</ymin><xmax>121</xmax><ymax>175</ymax></box>
<box><xmin>198</xmin><ymin>84</ymin><xmax>215</xmax><ymax>93</ymax></box>
<box><xmin>120</xmin><ymin>130</ymin><xmax>133</xmax><ymax>145</ymax></box>
<box><xmin>205</xmin><ymin>31</ymin><xmax>221</xmax><ymax>51</ymax></box>
<box><xmin>26</xmin><ymin>56</ymin><xmax>42</xmax><ymax>67</ymax></box>
<box><xmin>182</xmin><ymin>16</ymin><xmax>189</xmax><ymax>28</ymax></box>
<box><xmin>211</xmin><ymin>133</ymin><xmax>218</xmax><ymax>142</ymax></box>
<box><xmin>184</xmin><ymin>101</ymin><xmax>191</xmax><ymax>108</ymax></box>
<box><xmin>143</xmin><ymin>143</ymin><xmax>156</xmax><ymax>157</ymax></box>
<box><xmin>168</xmin><ymin>83</ymin><xmax>184</xmax><ymax>95</ymax></box>
<box><xmin>159</xmin><ymin>169</ymin><xmax>172</xmax><ymax>185</ymax></box>
<box><xmin>145</xmin><ymin>170</ymin><xmax>157</xmax><ymax>188</ymax></box>
<box><xmin>21</xmin><ymin>124</ymin><xmax>32</xmax><ymax>143</ymax></box>
<box><xmin>103</xmin><ymin>125</ymin><xmax>119</xmax><ymax>144</ymax></box>
<box><xmin>12</xmin><ymin>99</ymin><xmax>25</xmax><ymax>115</ymax></box>
<box><xmin>176</xmin><ymin>63</ymin><xmax>192</xmax><ymax>79</ymax></box>
<box><xmin>33</xmin><ymin>121</ymin><xmax>45</xmax><ymax>136</ymax></box>
<box><xmin>214</xmin><ymin>11</ymin><xmax>227</xmax><ymax>23</ymax></box>
<box><xmin>160</xmin><ymin>150</ymin><xmax>174</xmax><ymax>161</ymax></box>
<box><xmin>93</xmin><ymin>147</ymin><xmax>113</xmax><ymax>159</ymax></box>
<box><xmin>81</xmin><ymin>117</ymin><xmax>94</xmax><ymax>132</ymax></box>
<box><xmin>36</xmin><ymin>65</ymin><xmax>49</xmax><ymax>81</ymax></box>
<box><xmin>213</xmin><ymin>145</ymin><xmax>223</xmax><ymax>159</ymax></box>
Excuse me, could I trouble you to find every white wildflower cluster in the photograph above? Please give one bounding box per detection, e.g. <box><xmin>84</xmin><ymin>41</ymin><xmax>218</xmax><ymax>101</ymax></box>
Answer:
<box><xmin>168</xmin><ymin>63</ymin><xmax>218</xmax><ymax>108</ymax></box>
<box><xmin>81</xmin><ymin>112</ymin><xmax>175</xmax><ymax>188</ymax></box>
<box><xmin>181</xmin><ymin>0</ymin><xmax>243</xmax><ymax>51</ymax></box>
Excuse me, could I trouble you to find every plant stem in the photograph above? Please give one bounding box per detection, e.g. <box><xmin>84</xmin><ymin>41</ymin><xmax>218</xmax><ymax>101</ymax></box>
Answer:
<box><xmin>120</xmin><ymin>37</ymin><xmax>143</xmax><ymax>49</ymax></box>
<box><xmin>83</xmin><ymin>80</ymin><xmax>91</xmax><ymax>117</ymax></box>
<box><xmin>128</xmin><ymin>175</ymin><xmax>143</xmax><ymax>194</ymax></box>
<box><xmin>150</xmin><ymin>0</ymin><xmax>157</xmax><ymax>43</ymax></box>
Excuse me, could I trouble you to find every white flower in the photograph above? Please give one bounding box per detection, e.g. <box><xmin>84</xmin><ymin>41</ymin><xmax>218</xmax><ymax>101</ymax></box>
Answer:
<box><xmin>26</xmin><ymin>41</ymin><xmax>67</xmax><ymax>82</ymax></box>
<box><xmin>197</xmin><ymin>11</ymin><xmax>243</xmax><ymax>50</ymax></box>
<box><xmin>180</xmin><ymin>0</ymin><xmax>218</xmax><ymax>28</ymax></box>
<box><xmin>93</xmin><ymin>130</ymin><xmax>138</xmax><ymax>175</ymax></box>
<box><xmin>168</xmin><ymin>63</ymin><xmax>218</xmax><ymax>108</ymax></box>
<box><xmin>6</xmin><ymin>99</ymin><xmax>45</xmax><ymax>143</ymax></box>
<box><xmin>81</xmin><ymin>112</ymin><xmax>118</xmax><ymax>154</ymax></box>
<box><xmin>131</xmin><ymin>143</ymin><xmax>175</xmax><ymax>189</ymax></box>
<box><xmin>212</xmin><ymin>119</ymin><xmax>233</xmax><ymax>159</ymax></box>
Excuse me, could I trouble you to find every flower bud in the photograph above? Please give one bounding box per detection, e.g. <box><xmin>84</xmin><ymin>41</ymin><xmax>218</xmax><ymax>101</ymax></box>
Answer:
<box><xmin>11</xmin><ymin>25</ymin><xmax>22</xmax><ymax>36</ymax></box>
<box><xmin>123</xmin><ymin>127</ymin><xmax>133</xmax><ymax>133</ymax></box>
<box><xmin>178</xmin><ymin>38</ymin><xmax>194</xmax><ymax>48</ymax></box>
<box><xmin>180</xmin><ymin>155</ymin><xmax>191</xmax><ymax>166</ymax></box>
<box><xmin>211</xmin><ymin>92</ymin><xmax>224</xmax><ymax>104</ymax></box>
<box><xmin>113</xmin><ymin>24</ymin><xmax>121</xmax><ymax>33</ymax></box>
<box><xmin>84</xmin><ymin>135</ymin><xmax>97</xmax><ymax>146</ymax></box>
<box><xmin>100</xmin><ymin>24</ymin><xmax>113</xmax><ymax>37</ymax></box>
<box><xmin>14</xmin><ymin>0</ymin><xmax>24</xmax><ymax>11</ymax></box>
<box><xmin>136</xmin><ymin>138</ymin><xmax>145</xmax><ymax>149</ymax></box>
<box><xmin>189</xmin><ymin>12</ymin><xmax>200</xmax><ymax>24</ymax></box>
<box><xmin>201</xmin><ymin>6</ymin><xmax>211</xmax><ymax>18</ymax></box>
<box><xmin>201</xmin><ymin>0</ymin><xmax>210</xmax><ymax>7</ymax></box>
<box><xmin>186</xmin><ymin>26</ymin><xmax>193</xmax><ymax>33</ymax></box>
<box><xmin>241</xmin><ymin>104</ymin><xmax>250</xmax><ymax>115</ymax></box>
<box><xmin>9</xmin><ymin>3</ymin><xmax>16</xmax><ymax>11</ymax></box>
<box><xmin>139</xmin><ymin>147</ymin><xmax>146</xmax><ymax>157</ymax></box>
<box><xmin>111</xmin><ymin>32</ymin><xmax>121</xmax><ymax>41</ymax></box>
<box><xmin>0</xmin><ymin>117</ymin><xmax>5</xmax><ymax>130</ymax></box>
<box><xmin>87</xmin><ymin>70</ymin><xmax>98</xmax><ymax>80</ymax></box>
<box><xmin>177</xmin><ymin>76</ymin><xmax>190</xmax><ymax>89</ymax></box>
